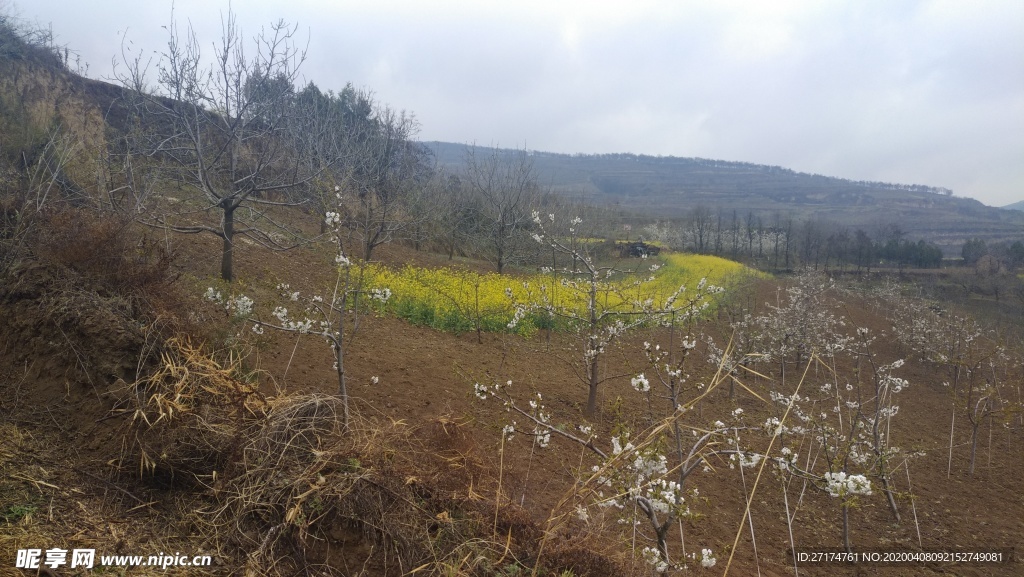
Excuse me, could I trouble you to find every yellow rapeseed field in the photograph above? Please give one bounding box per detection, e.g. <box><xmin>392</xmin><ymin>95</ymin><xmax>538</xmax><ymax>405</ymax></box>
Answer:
<box><xmin>361</xmin><ymin>253</ymin><xmax>763</xmax><ymax>335</ymax></box>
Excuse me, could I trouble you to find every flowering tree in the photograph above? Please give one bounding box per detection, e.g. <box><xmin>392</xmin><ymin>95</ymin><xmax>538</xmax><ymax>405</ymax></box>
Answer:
<box><xmin>744</xmin><ymin>329</ymin><xmax>906</xmax><ymax>551</ymax></box>
<box><xmin>737</xmin><ymin>272</ymin><xmax>851</xmax><ymax>382</ymax></box>
<box><xmin>850</xmin><ymin>329</ymin><xmax>907</xmax><ymax>520</ymax></box>
<box><xmin>513</xmin><ymin>211</ymin><xmax>723</xmax><ymax>416</ymax></box>
<box><xmin>205</xmin><ymin>188</ymin><xmax>389</xmax><ymax>427</ymax></box>
<box><xmin>759</xmin><ymin>376</ymin><xmax>878</xmax><ymax>553</ymax></box>
<box><xmin>700</xmin><ymin>272</ymin><xmax>913</xmax><ymax>552</ymax></box>
<box><xmin>472</xmin><ymin>378</ymin><xmax>724</xmax><ymax>573</ymax></box>
<box><xmin>881</xmin><ymin>287</ymin><xmax>1015</xmax><ymax>477</ymax></box>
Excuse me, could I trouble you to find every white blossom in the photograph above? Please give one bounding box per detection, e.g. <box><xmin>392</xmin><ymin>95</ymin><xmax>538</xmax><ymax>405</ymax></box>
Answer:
<box><xmin>533</xmin><ymin>428</ymin><xmax>551</xmax><ymax>448</ymax></box>
<box><xmin>738</xmin><ymin>451</ymin><xmax>762</xmax><ymax>468</ymax></box>
<box><xmin>824</xmin><ymin>471</ymin><xmax>872</xmax><ymax>498</ymax></box>
<box><xmin>575</xmin><ymin>505</ymin><xmax>589</xmax><ymax>522</ymax></box>
<box><xmin>273</xmin><ymin>306</ymin><xmax>288</xmax><ymax>322</ymax></box>
<box><xmin>369</xmin><ymin>287</ymin><xmax>392</xmax><ymax>303</ymax></box>
<box><xmin>204</xmin><ymin>287</ymin><xmax>222</xmax><ymax>303</ymax></box>
<box><xmin>631</xmin><ymin>373</ymin><xmax>650</xmax><ymax>392</ymax></box>
<box><xmin>641</xmin><ymin>547</ymin><xmax>668</xmax><ymax>573</ymax></box>
<box><xmin>701</xmin><ymin>548</ymin><xmax>717</xmax><ymax>568</ymax></box>
<box><xmin>228</xmin><ymin>294</ymin><xmax>253</xmax><ymax>317</ymax></box>
<box><xmin>473</xmin><ymin>383</ymin><xmax>490</xmax><ymax>400</ymax></box>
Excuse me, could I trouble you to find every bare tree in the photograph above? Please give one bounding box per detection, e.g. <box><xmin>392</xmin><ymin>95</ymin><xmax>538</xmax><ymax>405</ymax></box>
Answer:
<box><xmin>289</xmin><ymin>82</ymin><xmax>371</xmax><ymax>233</ymax></box>
<box><xmin>688</xmin><ymin>205</ymin><xmax>714</xmax><ymax>254</ymax></box>
<box><xmin>116</xmin><ymin>9</ymin><xmax>322</xmax><ymax>281</ymax></box>
<box><xmin>744</xmin><ymin>211</ymin><xmax>757</xmax><ymax>259</ymax></box>
<box><xmin>339</xmin><ymin>99</ymin><xmax>431</xmax><ymax>261</ymax></box>
<box><xmin>800</xmin><ymin>218</ymin><xmax>825</xmax><ymax>270</ymax></box>
<box><xmin>420</xmin><ymin>168</ymin><xmax>476</xmax><ymax>258</ymax></box>
<box><xmin>463</xmin><ymin>145</ymin><xmax>538</xmax><ymax>274</ymax></box>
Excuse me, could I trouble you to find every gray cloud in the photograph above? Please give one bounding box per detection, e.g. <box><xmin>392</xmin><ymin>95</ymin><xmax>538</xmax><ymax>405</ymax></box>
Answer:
<box><xmin>17</xmin><ymin>0</ymin><xmax>1024</xmax><ymax>206</ymax></box>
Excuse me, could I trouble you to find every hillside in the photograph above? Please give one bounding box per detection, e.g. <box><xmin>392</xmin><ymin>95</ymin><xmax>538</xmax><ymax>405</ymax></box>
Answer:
<box><xmin>426</xmin><ymin>141</ymin><xmax>1024</xmax><ymax>253</ymax></box>
<box><xmin>1003</xmin><ymin>200</ymin><xmax>1024</xmax><ymax>211</ymax></box>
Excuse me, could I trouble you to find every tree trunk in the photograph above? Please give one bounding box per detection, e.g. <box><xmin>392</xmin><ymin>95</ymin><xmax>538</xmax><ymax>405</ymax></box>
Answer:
<box><xmin>334</xmin><ymin>344</ymin><xmax>350</xmax><ymax>428</ymax></box>
<box><xmin>842</xmin><ymin>503</ymin><xmax>852</xmax><ymax>553</ymax></box>
<box><xmin>586</xmin><ymin>354</ymin><xmax>599</xmax><ymax>417</ymax></box>
<box><xmin>585</xmin><ymin>278</ymin><xmax>600</xmax><ymax>417</ymax></box>
<box><xmin>335</xmin><ymin>287</ymin><xmax>351</xmax><ymax>429</ymax></box>
<box><xmin>221</xmin><ymin>203</ymin><xmax>235</xmax><ymax>281</ymax></box>
<box><xmin>656</xmin><ymin>521</ymin><xmax>671</xmax><ymax>566</ymax></box>
<box><xmin>969</xmin><ymin>420</ymin><xmax>980</xmax><ymax>476</ymax></box>
<box><xmin>881</xmin><ymin>474</ymin><xmax>902</xmax><ymax>522</ymax></box>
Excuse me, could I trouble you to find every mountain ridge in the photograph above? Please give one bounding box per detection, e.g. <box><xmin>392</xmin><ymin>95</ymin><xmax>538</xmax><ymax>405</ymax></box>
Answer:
<box><xmin>424</xmin><ymin>141</ymin><xmax>1023</xmax><ymax>254</ymax></box>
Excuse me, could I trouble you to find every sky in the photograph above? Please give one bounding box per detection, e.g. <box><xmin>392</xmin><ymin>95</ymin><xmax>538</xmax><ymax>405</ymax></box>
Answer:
<box><xmin>13</xmin><ymin>0</ymin><xmax>1024</xmax><ymax>206</ymax></box>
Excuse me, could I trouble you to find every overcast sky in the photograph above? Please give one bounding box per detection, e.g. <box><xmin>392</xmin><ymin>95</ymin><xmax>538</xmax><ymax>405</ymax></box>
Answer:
<box><xmin>14</xmin><ymin>0</ymin><xmax>1024</xmax><ymax>206</ymax></box>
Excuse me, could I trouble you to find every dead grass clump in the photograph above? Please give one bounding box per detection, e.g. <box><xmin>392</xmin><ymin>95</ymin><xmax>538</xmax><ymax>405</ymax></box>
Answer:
<box><xmin>202</xmin><ymin>406</ymin><xmax>483</xmax><ymax>575</ymax></box>
<box><xmin>119</xmin><ymin>336</ymin><xmax>268</xmax><ymax>480</ymax></box>
<box><xmin>0</xmin><ymin>257</ymin><xmax>150</xmax><ymax>392</ymax></box>
<box><xmin>259</xmin><ymin>393</ymin><xmax>345</xmax><ymax>458</ymax></box>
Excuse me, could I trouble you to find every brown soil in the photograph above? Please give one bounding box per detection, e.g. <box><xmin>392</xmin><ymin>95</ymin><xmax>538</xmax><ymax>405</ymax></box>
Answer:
<box><xmin>1</xmin><ymin>221</ymin><xmax>1021</xmax><ymax>577</ymax></box>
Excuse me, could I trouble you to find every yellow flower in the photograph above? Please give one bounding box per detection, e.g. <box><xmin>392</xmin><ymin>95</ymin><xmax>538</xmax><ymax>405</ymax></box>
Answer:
<box><xmin>362</xmin><ymin>254</ymin><xmax>763</xmax><ymax>336</ymax></box>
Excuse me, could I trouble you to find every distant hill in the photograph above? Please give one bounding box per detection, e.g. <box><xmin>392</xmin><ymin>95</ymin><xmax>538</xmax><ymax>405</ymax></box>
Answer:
<box><xmin>424</xmin><ymin>141</ymin><xmax>1024</xmax><ymax>254</ymax></box>
<box><xmin>1003</xmin><ymin>200</ymin><xmax>1024</xmax><ymax>211</ymax></box>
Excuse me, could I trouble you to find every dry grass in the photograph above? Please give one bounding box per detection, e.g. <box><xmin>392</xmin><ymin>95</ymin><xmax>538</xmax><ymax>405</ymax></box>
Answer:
<box><xmin>118</xmin><ymin>336</ymin><xmax>268</xmax><ymax>479</ymax></box>
<box><xmin>117</xmin><ymin>338</ymin><xmax>627</xmax><ymax>576</ymax></box>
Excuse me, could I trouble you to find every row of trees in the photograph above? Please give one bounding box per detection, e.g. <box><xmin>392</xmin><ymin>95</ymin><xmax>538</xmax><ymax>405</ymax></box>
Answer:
<box><xmin>962</xmin><ymin>238</ymin><xmax>1024</xmax><ymax>270</ymax></box>
<box><xmin>105</xmin><ymin>9</ymin><xmax>601</xmax><ymax>282</ymax></box>
<box><xmin>642</xmin><ymin>207</ymin><xmax>946</xmax><ymax>272</ymax></box>
<box><xmin>564</xmin><ymin>152</ymin><xmax>953</xmax><ymax>196</ymax></box>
